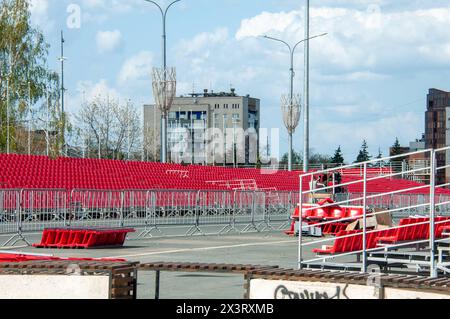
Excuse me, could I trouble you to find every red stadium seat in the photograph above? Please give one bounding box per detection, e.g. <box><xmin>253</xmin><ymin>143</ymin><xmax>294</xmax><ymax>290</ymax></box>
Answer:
<box><xmin>0</xmin><ymin>154</ymin><xmax>448</xmax><ymax>195</ymax></box>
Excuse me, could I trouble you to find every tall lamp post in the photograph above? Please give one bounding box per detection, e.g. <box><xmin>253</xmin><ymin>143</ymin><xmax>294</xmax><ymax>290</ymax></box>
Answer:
<box><xmin>59</xmin><ymin>30</ymin><xmax>67</xmax><ymax>156</ymax></box>
<box><xmin>144</xmin><ymin>0</ymin><xmax>181</xmax><ymax>163</ymax></box>
<box><xmin>261</xmin><ymin>32</ymin><xmax>327</xmax><ymax>171</ymax></box>
<box><xmin>304</xmin><ymin>0</ymin><xmax>310</xmax><ymax>173</ymax></box>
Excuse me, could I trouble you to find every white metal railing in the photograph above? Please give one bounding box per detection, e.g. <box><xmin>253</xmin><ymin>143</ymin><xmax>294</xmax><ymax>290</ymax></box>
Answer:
<box><xmin>298</xmin><ymin>146</ymin><xmax>450</xmax><ymax>278</ymax></box>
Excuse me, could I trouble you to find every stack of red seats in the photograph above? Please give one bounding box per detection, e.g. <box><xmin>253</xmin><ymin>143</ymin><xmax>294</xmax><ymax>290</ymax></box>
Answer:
<box><xmin>284</xmin><ymin>198</ymin><xmax>364</xmax><ymax>236</ymax></box>
<box><xmin>33</xmin><ymin>228</ymin><xmax>135</xmax><ymax>249</ymax></box>
<box><xmin>0</xmin><ymin>253</ymin><xmax>126</xmax><ymax>263</ymax></box>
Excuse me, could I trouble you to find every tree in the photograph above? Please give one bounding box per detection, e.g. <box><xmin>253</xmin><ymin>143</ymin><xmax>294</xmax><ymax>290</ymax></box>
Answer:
<box><xmin>280</xmin><ymin>151</ymin><xmax>333</xmax><ymax>166</ymax></box>
<box><xmin>280</xmin><ymin>151</ymin><xmax>302</xmax><ymax>165</ymax></box>
<box><xmin>391</xmin><ymin>137</ymin><xmax>402</xmax><ymax>156</ymax></box>
<box><xmin>376</xmin><ymin>148</ymin><xmax>383</xmax><ymax>159</ymax></box>
<box><xmin>331</xmin><ymin>146</ymin><xmax>345</xmax><ymax>164</ymax></box>
<box><xmin>309</xmin><ymin>153</ymin><xmax>332</xmax><ymax>164</ymax></box>
<box><xmin>74</xmin><ymin>95</ymin><xmax>142</xmax><ymax>160</ymax></box>
<box><xmin>0</xmin><ymin>0</ymin><xmax>60</xmax><ymax>153</ymax></box>
<box><xmin>355</xmin><ymin>140</ymin><xmax>371</xmax><ymax>163</ymax></box>
<box><xmin>143</xmin><ymin>126</ymin><xmax>160</xmax><ymax>162</ymax></box>
<box><xmin>390</xmin><ymin>137</ymin><xmax>407</xmax><ymax>164</ymax></box>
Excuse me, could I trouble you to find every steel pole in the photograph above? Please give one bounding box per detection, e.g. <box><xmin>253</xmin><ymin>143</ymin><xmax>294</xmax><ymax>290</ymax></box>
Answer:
<box><xmin>6</xmin><ymin>46</ymin><xmax>11</xmax><ymax>154</ymax></box>
<box><xmin>46</xmin><ymin>90</ymin><xmax>50</xmax><ymax>156</ymax></box>
<box><xmin>288</xmin><ymin>49</ymin><xmax>294</xmax><ymax>172</ymax></box>
<box><xmin>60</xmin><ymin>30</ymin><xmax>66</xmax><ymax>156</ymax></box>
<box><xmin>430</xmin><ymin>149</ymin><xmax>437</xmax><ymax>278</ymax></box>
<box><xmin>6</xmin><ymin>74</ymin><xmax>10</xmax><ymax>154</ymax></box>
<box><xmin>298</xmin><ymin>175</ymin><xmax>303</xmax><ymax>269</ymax></box>
<box><xmin>28</xmin><ymin>81</ymin><xmax>31</xmax><ymax>155</ymax></box>
<box><xmin>303</xmin><ymin>0</ymin><xmax>310</xmax><ymax>173</ymax></box>
<box><xmin>362</xmin><ymin>163</ymin><xmax>367</xmax><ymax>273</ymax></box>
<box><xmin>160</xmin><ymin>10</ymin><xmax>167</xmax><ymax>163</ymax></box>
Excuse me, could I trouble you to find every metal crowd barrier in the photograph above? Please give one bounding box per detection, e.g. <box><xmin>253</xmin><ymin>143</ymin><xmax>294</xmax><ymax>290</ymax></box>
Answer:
<box><xmin>2</xmin><ymin>182</ymin><xmax>445</xmax><ymax>247</ymax></box>
<box><xmin>0</xmin><ymin>188</ymin><xmax>293</xmax><ymax>246</ymax></box>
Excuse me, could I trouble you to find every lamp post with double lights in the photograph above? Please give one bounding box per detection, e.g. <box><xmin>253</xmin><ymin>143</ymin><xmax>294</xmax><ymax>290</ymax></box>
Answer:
<box><xmin>261</xmin><ymin>32</ymin><xmax>327</xmax><ymax>171</ymax></box>
<box><xmin>143</xmin><ymin>0</ymin><xmax>181</xmax><ymax>163</ymax></box>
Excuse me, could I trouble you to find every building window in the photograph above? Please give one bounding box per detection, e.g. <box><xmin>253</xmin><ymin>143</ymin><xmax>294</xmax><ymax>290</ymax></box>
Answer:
<box><xmin>214</xmin><ymin>113</ymin><xmax>219</xmax><ymax>128</ymax></box>
<box><xmin>224</xmin><ymin>104</ymin><xmax>229</xmax><ymax>109</ymax></box>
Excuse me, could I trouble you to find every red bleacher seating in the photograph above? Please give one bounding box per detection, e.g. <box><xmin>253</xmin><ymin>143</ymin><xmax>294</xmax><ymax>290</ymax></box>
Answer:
<box><xmin>312</xmin><ymin>217</ymin><xmax>450</xmax><ymax>255</ymax></box>
<box><xmin>0</xmin><ymin>154</ymin><xmax>448</xmax><ymax>195</ymax></box>
<box><xmin>312</xmin><ymin>230</ymin><xmax>361</xmax><ymax>254</ymax></box>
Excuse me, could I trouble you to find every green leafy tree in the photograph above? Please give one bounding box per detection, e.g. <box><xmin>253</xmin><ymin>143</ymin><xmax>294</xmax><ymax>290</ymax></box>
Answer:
<box><xmin>0</xmin><ymin>0</ymin><xmax>61</xmax><ymax>153</ymax></box>
<box><xmin>280</xmin><ymin>151</ymin><xmax>302</xmax><ymax>165</ymax></box>
<box><xmin>309</xmin><ymin>153</ymin><xmax>332</xmax><ymax>164</ymax></box>
<box><xmin>355</xmin><ymin>140</ymin><xmax>371</xmax><ymax>163</ymax></box>
<box><xmin>331</xmin><ymin>146</ymin><xmax>345</xmax><ymax>164</ymax></box>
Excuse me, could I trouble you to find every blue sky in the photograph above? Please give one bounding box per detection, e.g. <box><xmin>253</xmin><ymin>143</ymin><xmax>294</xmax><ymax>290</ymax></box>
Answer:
<box><xmin>29</xmin><ymin>0</ymin><xmax>450</xmax><ymax>162</ymax></box>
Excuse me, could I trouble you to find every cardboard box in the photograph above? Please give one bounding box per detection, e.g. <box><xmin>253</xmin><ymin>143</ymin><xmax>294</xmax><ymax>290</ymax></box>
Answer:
<box><xmin>345</xmin><ymin>209</ymin><xmax>392</xmax><ymax>231</ymax></box>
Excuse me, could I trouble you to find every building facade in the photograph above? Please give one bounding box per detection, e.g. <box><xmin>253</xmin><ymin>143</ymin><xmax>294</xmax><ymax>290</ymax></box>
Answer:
<box><xmin>425</xmin><ymin>88</ymin><xmax>450</xmax><ymax>185</ymax></box>
<box><xmin>143</xmin><ymin>89</ymin><xmax>260</xmax><ymax>165</ymax></box>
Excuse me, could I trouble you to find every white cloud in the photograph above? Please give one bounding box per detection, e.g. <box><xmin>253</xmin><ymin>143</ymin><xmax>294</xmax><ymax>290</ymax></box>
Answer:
<box><xmin>177</xmin><ymin>28</ymin><xmax>229</xmax><ymax>57</ymax></box>
<box><xmin>96</xmin><ymin>30</ymin><xmax>123</xmax><ymax>54</ymax></box>
<box><xmin>236</xmin><ymin>11</ymin><xmax>300</xmax><ymax>40</ymax></box>
<box><xmin>236</xmin><ymin>5</ymin><xmax>450</xmax><ymax>72</ymax></box>
<box><xmin>29</xmin><ymin>0</ymin><xmax>54</xmax><ymax>32</ymax></box>
<box><xmin>117</xmin><ymin>51</ymin><xmax>154</xmax><ymax>87</ymax></box>
<box><xmin>75</xmin><ymin>79</ymin><xmax>122</xmax><ymax>103</ymax></box>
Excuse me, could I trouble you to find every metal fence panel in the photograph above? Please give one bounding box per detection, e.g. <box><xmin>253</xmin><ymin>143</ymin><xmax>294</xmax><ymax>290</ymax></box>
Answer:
<box><xmin>264</xmin><ymin>191</ymin><xmax>292</xmax><ymax>223</ymax></box>
<box><xmin>0</xmin><ymin>189</ymin><xmax>20</xmax><ymax>235</ymax></box>
<box><xmin>20</xmin><ymin>189</ymin><xmax>68</xmax><ymax>232</ymax></box>
<box><xmin>234</xmin><ymin>191</ymin><xmax>266</xmax><ymax>232</ymax></box>
<box><xmin>69</xmin><ymin>189</ymin><xmax>122</xmax><ymax>228</ymax></box>
<box><xmin>197</xmin><ymin>191</ymin><xmax>233</xmax><ymax>226</ymax></box>
<box><xmin>122</xmin><ymin>190</ymin><xmax>155</xmax><ymax>228</ymax></box>
<box><xmin>152</xmin><ymin>190</ymin><xmax>197</xmax><ymax>226</ymax></box>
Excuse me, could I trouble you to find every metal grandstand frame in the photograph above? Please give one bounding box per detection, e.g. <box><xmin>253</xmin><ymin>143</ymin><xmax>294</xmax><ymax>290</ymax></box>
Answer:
<box><xmin>298</xmin><ymin>146</ymin><xmax>450</xmax><ymax>278</ymax></box>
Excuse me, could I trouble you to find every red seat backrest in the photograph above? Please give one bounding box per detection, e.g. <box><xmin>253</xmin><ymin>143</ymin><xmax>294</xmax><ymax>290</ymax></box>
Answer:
<box><xmin>333</xmin><ymin>230</ymin><xmax>349</xmax><ymax>253</ymax></box>
<box><xmin>418</xmin><ymin>217</ymin><xmax>430</xmax><ymax>240</ymax></box>
<box><xmin>302</xmin><ymin>205</ymin><xmax>316</xmax><ymax>219</ymax></box>
<box><xmin>330</xmin><ymin>207</ymin><xmax>345</xmax><ymax>219</ymax></box>
<box><xmin>345</xmin><ymin>207</ymin><xmax>363</xmax><ymax>219</ymax></box>
<box><xmin>350</xmin><ymin>230</ymin><xmax>363</xmax><ymax>252</ymax></box>
<box><xmin>396</xmin><ymin>218</ymin><xmax>415</xmax><ymax>241</ymax></box>
<box><xmin>312</xmin><ymin>207</ymin><xmax>329</xmax><ymax>219</ymax></box>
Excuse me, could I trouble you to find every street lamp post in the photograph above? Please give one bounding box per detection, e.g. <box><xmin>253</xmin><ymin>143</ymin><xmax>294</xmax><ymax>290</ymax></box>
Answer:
<box><xmin>6</xmin><ymin>45</ymin><xmax>12</xmax><ymax>154</ymax></box>
<box><xmin>144</xmin><ymin>0</ymin><xmax>181</xmax><ymax>163</ymax></box>
<box><xmin>261</xmin><ymin>32</ymin><xmax>327</xmax><ymax>171</ymax></box>
<box><xmin>59</xmin><ymin>30</ymin><xmax>67</xmax><ymax>156</ymax></box>
<box><xmin>304</xmin><ymin>0</ymin><xmax>310</xmax><ymax>173</ymax></box>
